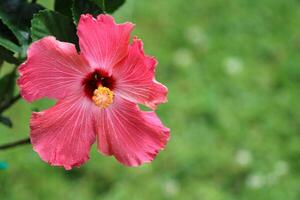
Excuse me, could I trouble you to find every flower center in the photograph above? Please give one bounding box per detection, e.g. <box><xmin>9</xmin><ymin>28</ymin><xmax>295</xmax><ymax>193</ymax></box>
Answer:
<box><xmin>82</xmin><ymin>69</ymin><xmax>115</xmax><ymax>106</ymax></box>
<box><xmin>92</xmin><ymin>86</ymin><xmax>114</xmax><ymax>108</ymax></box>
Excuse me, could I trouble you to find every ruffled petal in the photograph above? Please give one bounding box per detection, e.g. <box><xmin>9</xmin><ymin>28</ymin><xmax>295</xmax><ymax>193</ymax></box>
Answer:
<box><xmin>113</xmin><ymin>38</ymin><xmax>168</xmax><ymax>109</ymax></box>
<box><xmin>93</xmin><ymin>96</ymin><xmax>170</xmax><ymax>166</ymax></box>
<box><xmin>77</xmin><ymin>14</ymin><xmax>134</xmax><ymax>74</ymax></box>
<box><xmin>30</xmin><ymin>94</ymin><xmax>96</xmax><ymax>170</ymax></box>
<box><xmin>18</xmin><ymin>36</ymin><xmax>91</xmax><ymax>102</ymax></box>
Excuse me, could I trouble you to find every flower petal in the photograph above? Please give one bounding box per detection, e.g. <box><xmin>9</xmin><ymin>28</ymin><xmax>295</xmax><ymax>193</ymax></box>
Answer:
<box><xmin>18</xmin><ymin>36</ymin><xmax>91</xmax><ymax>102</ymax></box>
<box><xmin>77</xmin><ymin>14</ymin><xmax>134</xmax><ymax>74</ymax></box>
<box><xmin>30</xmin><ymin>94</ymin><xmax>96</xmax><ymax>170</ymax></box>
<box><xmin>113</xmin><ymin>38</ymin><xmax>168</xmax><ymax>109</ymax></box>
<box><xmin>93</xmin><ymin>96</ymin><xmax>170</xmax><ymax>166</ymax></box>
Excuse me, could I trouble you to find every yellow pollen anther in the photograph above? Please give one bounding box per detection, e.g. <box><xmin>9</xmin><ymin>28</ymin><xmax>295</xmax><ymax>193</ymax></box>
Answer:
<box><xmin>92</xmin><ymin>86</ymin><xmax>114</xmax><ymax>108</ymax></box>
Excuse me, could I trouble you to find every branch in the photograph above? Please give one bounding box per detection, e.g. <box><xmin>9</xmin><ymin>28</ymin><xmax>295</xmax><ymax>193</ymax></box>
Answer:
<box><xmin>0</xmin><ymin>138</ymin><xmax>30</xmax><ymax>150</ymax></box>
<box><xmin>0</xmin><ymin>94</ymin><xmax>21</xmax><ymax>113</ymax></box>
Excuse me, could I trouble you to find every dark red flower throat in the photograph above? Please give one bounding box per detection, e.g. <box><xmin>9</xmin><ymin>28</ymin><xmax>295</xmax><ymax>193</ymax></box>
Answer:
<box><xmin>82</xmin><ymin>69</ymin><xmax>115</xmax><ymax>98</ymax></box>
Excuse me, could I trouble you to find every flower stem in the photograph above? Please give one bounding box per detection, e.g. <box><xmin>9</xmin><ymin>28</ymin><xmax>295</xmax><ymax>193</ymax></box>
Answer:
<box><xmin>0</xmin><ymin>138</ymin><xmax>30</xmax><ymax>150</ymax></box>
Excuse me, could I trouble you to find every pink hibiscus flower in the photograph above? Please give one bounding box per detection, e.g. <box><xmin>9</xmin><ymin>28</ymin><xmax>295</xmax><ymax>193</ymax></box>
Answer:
<box><xmin>17</xmin><ymin>14</ymin><xmax>170</xmax><ymax>170</ymax></box>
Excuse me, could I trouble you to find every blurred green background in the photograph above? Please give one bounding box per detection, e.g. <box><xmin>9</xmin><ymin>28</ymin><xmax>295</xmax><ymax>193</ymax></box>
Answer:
<box><xmin>1</xmin><ymin>0</ymin><xmax>300</xmax><ymax>199</ymax></box>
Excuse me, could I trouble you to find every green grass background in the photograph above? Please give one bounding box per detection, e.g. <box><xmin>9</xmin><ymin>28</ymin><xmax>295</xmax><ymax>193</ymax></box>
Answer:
<box><xmin>1</xmin><ymin>0</ymin><xmax>300</xmax><ymax>199</ymax></box>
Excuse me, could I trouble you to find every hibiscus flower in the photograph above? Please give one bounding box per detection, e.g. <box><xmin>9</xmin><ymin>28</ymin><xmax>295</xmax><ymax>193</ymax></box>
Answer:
<box><xmin>18</xmin><ymin>14</ymin><xmax>170</xmax><ymax>170</ymax></box>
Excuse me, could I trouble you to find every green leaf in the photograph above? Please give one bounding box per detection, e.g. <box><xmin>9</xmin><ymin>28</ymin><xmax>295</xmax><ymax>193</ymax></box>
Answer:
<box><xmin>0</xmin><ymin>20</ymin><xmax>20</xmax><ymax>53</ymax></box>
<box><xmin>0</xmin><ymin>35</ymin><xmax>20</xmax><ymax>54</ymax></box>
<box><xmin>31</xmin><ymin>10</ymin><xmax>77</xmax><ymax>45</ymax></box>
<box><xmin>72</xmin><ymin>0</ymin><xmax>103</xmax><ymax>24</ymax></box>
<box><xmin>0</xmin><ymin>0</ymin><xmax>44</xmax><ymax>45</ymax></box>
<box><xmin>91</xmin><ymin>0</ymin><xmax>125</xmax><ymax>13</ymax></box>
<box><xmin>0</xmin><ymin>70</ymin><xmax>16</xmax><ymax>103</ymax></box>
<box><xmin>0</xmin><ymin>115</ymin><xmax>12</xmax><ymax>128</ymax></box>
<box><xmin>54</xmin><ymin>0</ymin><xmax>73</xmax><ymax>18</ymax></box>
<box><xmin>71</xmin><ymin>0</ymin><xmax>125</xmax><ymax>24</ymax></box>
<box><xmin>0</xmin><ymin>46</ymin><xmax>19</xmax><ymax>65</ymax></box>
